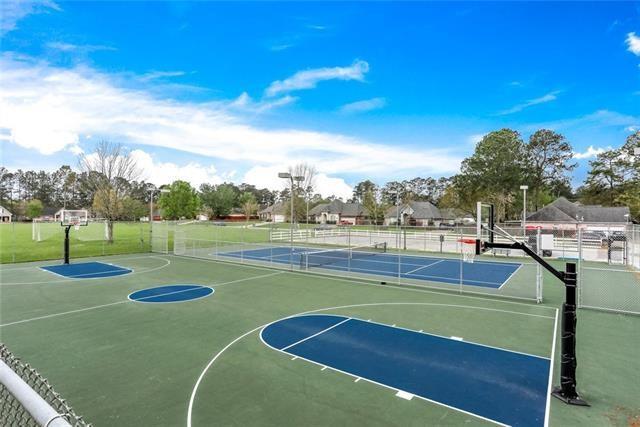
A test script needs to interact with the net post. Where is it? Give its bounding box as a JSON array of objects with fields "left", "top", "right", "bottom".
[{"left": 552, "top": 262, "right": 589, "bottom": 406}]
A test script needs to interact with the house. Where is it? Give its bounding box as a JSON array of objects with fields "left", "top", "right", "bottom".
[
  {"left": 384, "top": 201, "right": 442, "bottom": 226},
  {"left": 0, "top": 205, "right": 12, "bottom": 223},
  {"left": 526, "top": 197, "right": 631, "bottom": 231},
  {"left": 440, "top": 208, "right": 475, "bottom": 225},
  {"left": 309, "top": 200, "right": 368, "bottom": 225},
  {"left": 258, "top": 202, "right": 287, "bottom": 223}
]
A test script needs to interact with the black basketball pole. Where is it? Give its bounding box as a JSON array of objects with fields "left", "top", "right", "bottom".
[
  {"left": 64, "top": 225, "right": 71, "bottom": 265},
  {"left": 480, "top": 240, "right": 589, "bottom": 406}
]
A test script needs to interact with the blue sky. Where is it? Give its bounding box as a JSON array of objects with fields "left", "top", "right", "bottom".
[{"left": 1, "top": 1, "right": 639, "bottom": 199}]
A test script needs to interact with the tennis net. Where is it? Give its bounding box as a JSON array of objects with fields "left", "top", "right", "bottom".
[{"left": 300, "top": 242, "right": 387, "bottom": 269}]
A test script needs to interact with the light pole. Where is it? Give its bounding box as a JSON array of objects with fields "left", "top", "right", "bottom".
[
  {"left": 306, "top": 186, "right": 312, "bottom": 226},
  {"left": 278, "top": 172, "right": 304, "bottom": 244},
  {"left": 520, "top": 185, "right": 529, "bottom": 229}
]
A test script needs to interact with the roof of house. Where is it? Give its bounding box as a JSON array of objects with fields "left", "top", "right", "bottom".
[
  {"left": 527, "top": 197, "right": 630, "bottom": 223},
  {"left": 0, "top": 205, "right": 12, "bottom": 216},
  {"left": 259, "top": 201, "right": 287, "bottom": 215},
  {"left": 385, "top": 201, "right": 441, "bottom": 219},
  {"left": 309, "top": 200, "right": 367, "bottom": 217}
]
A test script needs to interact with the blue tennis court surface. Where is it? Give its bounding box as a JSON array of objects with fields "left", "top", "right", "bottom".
[
  {"left": 219, "top": 246, "right": 521, "bottom": 288},
  {"left": 41, "top": 261, "right": 132, "bottom": 279},
  {"left": 262, "top": 314, "right": 550, "bottom": 427}
]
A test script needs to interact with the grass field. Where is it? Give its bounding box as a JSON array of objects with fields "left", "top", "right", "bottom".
[
  {"left": 1, "top": 250, "right": 639, "bottom": 426},
  {"left": 0, "top": 222, "right": 151, "bottom": 263}
]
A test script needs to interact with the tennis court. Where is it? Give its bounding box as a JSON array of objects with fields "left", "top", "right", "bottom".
[
  {"left": 218, "top": 245, "right": 522, "bottom": 289},
  {"left": 1, "top": 251, "right": 640, "bottom": 426}
]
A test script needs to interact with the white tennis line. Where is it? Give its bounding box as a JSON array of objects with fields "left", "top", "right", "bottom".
[
  {"left": 0, "top": 271, "right": 282, "bottom": 328},
  {"left": 405, "top": 259, "right": 445, "bottom": 275},
  {"left": 170, "top": 253, "right": 555, "bottom": 309},
  {"left": 544, "top": 308, "right": 559, "bottom": 427},
  {"left": 497, "top": 263, "right": 523, "bottom": 291},
  {"left": 0, "top": 256, "right": 171, "bottom": 286},
  {"left": 281, "top": 318, "right": 351, "bottom": 351},
  {"left": 187, "top": 301, "right": 554, "bottom": 427}
]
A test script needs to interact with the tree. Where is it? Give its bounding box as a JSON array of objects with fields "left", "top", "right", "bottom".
[
  {"left": 238, "top": 192, "right": 258, "bottom": 222},
  {"left": 525, "top": 130, "right": 576, "bottom": 210},
  {"left": 286, "top": 163, "right": 317, "bottom": 222},
  {"left": 457, "top": 129, "right": 527, "bottom": 221},
  {"left": 158, "top": 180, "right": 200, "bottom": 220},
  {"left": 200, "top": 183, "right": 237, "bottom": 218},
  {"left": 120, "top": 197, "right": 148, "bottom": 221},
  {"left": 352, "top": 180, "right": 378, "bottom": 203},
  {"left": 362, "top": 189, "right": 386, "bottom": 225},
  {"left": 25, "top": 199, "right": 43, "bottom": 219},
  {"left": 79, "top": 141, "right": 140, "bottom": 242}
]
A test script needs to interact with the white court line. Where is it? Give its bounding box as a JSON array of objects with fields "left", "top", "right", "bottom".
[
  {"left": 405, "top": 259, "right": 445, "bottom": 275},
  {"left": 544, "top": 308, "right": 559, "bottom": 427},
  {"left": 497, "top": 263, "right": 523, "bottom": 290},
  {"left": 1, "top": 256, "right": 171, "bottom": 286},
  {"left": 258, "top": 314, "right": 513, "bottom": 427},
  {"left": 281, "top": 318, "right": 351, "bottom": 351},
  {"left": 188, "top": 301, "right": 555, "bottom": 427},
  {"left": 171, "top": 253, "right": 555, "bottom": 308},
  {"left": 39, "top": 265, "right": 132, "bottom": 279},
  {"left": 0, "top": 271, "right": 283, "bottom": 328}
]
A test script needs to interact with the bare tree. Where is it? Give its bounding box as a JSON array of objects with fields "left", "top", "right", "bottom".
[
  {"left": 79, "top": 141, "right": 140, "bottom": 242},
  {"left": 287, "top": 163, "right": 316, "bottom": 222}
]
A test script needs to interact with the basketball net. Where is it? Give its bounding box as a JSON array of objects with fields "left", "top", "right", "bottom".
[{"left": 459, "top": 239, "right": 476, "bottom": 263}]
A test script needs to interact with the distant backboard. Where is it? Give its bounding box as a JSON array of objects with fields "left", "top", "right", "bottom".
[
  {"left": 476, "top": 202, "right": 495, "bottom": 253},
  {"left": 60, "top": 209, "right": 89, "bottom": 227}
]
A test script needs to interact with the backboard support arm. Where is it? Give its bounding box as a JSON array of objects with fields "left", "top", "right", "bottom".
[{"left": 479, "top": 239, "right": 589, "bottom": 406}]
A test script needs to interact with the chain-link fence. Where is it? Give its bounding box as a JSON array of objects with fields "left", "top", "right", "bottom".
[
  {"left": 0, "top": 343, "right": 90, "bottom": 426},
  {"left": 577, "top": 225, "right": 640, "bottom": 315},
  {"left": 0, "top": 221, "right": 151, "bottom": 263},
  {"left": 155, "top": 221, "right": 542, "bottom": 302}
]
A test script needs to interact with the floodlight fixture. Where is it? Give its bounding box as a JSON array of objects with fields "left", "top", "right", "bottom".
[{"left": 278, "top": 172, "right": 291, "bottom": 179}]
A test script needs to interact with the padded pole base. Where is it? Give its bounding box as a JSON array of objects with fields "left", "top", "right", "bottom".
[{"left": 551, "top": 386, "right": 590, "bottom": 406}]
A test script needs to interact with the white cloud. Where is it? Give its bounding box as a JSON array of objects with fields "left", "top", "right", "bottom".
[
  {"left": 265, "top": 60, "right": 369, "bottom": 97},
  {"left": 340, "top": 97, "right": 386, "bottom": 114},
  {"left": 527, "top": 109, "right": 640, "bottom": 132},
  {"left": 626, "top": 126, "right": 639, "bottom": 132},
  {"left": 497, "top": 90, "right": 561, "bottom": 115},
  {"left": 130, "top": 149, "right": 222, "bottom": 188},
  {"left": 573, "top": 146, "right": 610, "bottom": 160},
  {"left": 230, "top": 92, "right": 297, "bottom": 112},
  {"left": 0, "top": 0, "right": 60, "bottom": 35},
  {"left": 626, "top": 32, "right": 640, "bottom": 56},
  {"left": 139, "top": 70, "right": 187, "bottom": 82},
  {"left": 0, "top": 55, "right": 462, "bottom": 179},
  {"left": 466, "top": 133, "right": 485, "bottom": 145},
  {"left": 243, "top": 165, "right": 353, "bottom": 200},
  {"left": 46, "top": 42, "right": 116, "bottom": 53}
]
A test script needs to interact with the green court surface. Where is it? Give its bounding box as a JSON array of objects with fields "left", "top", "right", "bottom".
[{"left": 1, "top": 253, "right": 639, "bottom": 426}]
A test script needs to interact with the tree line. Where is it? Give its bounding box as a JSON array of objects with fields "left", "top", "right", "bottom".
[{"left": 1, "top": 129, "right": 638, "bottom": 228}]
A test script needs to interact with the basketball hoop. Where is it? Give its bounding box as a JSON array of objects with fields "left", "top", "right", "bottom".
[{"left": 458, "top": 238, "right": 477, "bottom": 263}]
